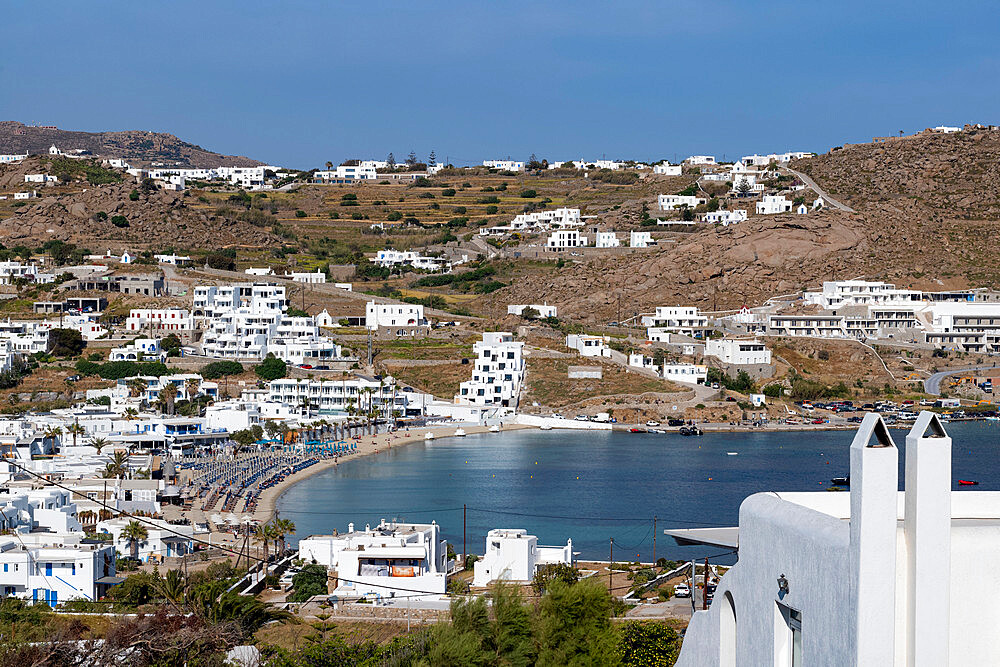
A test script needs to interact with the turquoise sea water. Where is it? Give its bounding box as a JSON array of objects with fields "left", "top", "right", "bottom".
[{"left": 276, "top": 422, "right": 1000, "bottom": 561}]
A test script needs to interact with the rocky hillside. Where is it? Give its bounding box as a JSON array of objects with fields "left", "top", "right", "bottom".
[
  {"left": 793, "top": 126, "right": 1000, "bottom": 217},
  {"left": 484, "top": 128, "right": 1000, "bottom": 321},
  {"left": 0, "top": 121, "right": 263, "bottom": 168},
  {"left": 0, "top": 158, "right": 276, "bottom": 250}
]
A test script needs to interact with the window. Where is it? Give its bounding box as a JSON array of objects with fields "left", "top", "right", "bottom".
[{"left": 775, "top": 603, "right": 802, "bottom": 667}]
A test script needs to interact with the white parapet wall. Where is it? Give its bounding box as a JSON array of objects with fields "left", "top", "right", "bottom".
[{"left": 514, "top": 414, "right": 612, "bottom": 430}]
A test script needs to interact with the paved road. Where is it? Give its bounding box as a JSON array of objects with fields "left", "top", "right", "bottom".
[
  {"left": 782, "top": 166, "right": 855, "bottom": 212},
  {"left": 924, "top": 365, "right": 999, "bottom": 395}
]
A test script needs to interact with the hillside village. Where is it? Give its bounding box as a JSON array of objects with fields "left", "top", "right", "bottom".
[{"left": 1, "top": 121, "right": 1000, "bottom": 662}]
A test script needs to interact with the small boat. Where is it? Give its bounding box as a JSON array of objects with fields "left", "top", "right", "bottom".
[
  {"left": 727, "top": 452, "right": 738, "bottom": 456},
  {"left": 959, "top": 480, "right": 979, "bottom": 486},
  {"left": 424, "top": 432, "right": 435, "bottom": 440},
  {"left": 831, "top": 476, "right": 850, "bottom": 486},
  {"left": 649, "top": 428, "right": 666, "bottom": 434},
  {"left": 454, "top": 428, "right": 467, "bottom": 437},
  {"left": 489, "top": 424, "right": 501, "bottom": 433},
  {"left": 540, "top": 424, "right": 553, "bottom": 430},
  {"left": 629, "top": 428, "right": 645, "bottom": 433}
]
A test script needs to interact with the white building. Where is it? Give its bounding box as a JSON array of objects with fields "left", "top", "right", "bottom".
[
  {"left": 0, "top": 262, "right": 38, "bottom": 284},
  {"left": 365, "top": 302, "right": 427, "bottom": 330},
  {"left": 472, "top": 529, "right": 574, "bottom": 588},
  {"left": 658, "top": 194, "right": 707, "bottom": 211},
  {"left": 0, "top": 319, "right": 49, "bottom": 354},
  {"left": 546, "top": 229, "right": 587, "bottom": 250},
  {"left": 286, "top": 271, "right": 326, "bottom": 284},
  {"left": 13, "top": 191, "right": 38, "bottom": 200},
  {"left": 154, "top": 253, "right": 191, "bottom": 266},
  {"left": 803, "top": 280, "right": 923, "bottom": 309},
  {"left": 653, "top": 162, "right": 682, "bottom": 176},
  {"left": 507, "top": 304, "right": 557, "bottom": 319},
  {"left": 684, "top": 156, "right": 717, "bottom": 165},
  {"left": 456, "top": 332, "right": 525, "bottom": 408},
  {"left": 96, "top": 517, "right": 195, "bottom": 563},
  {"left": 630, "top": 231, "right": 653, "bottom": 248},
  {"left": 244, "top": 267, "right": 273, "bottom": 276},
  {"left": 662, "top": 362, "right": 708, "bottom": 385},
  {"left": 483, "top": 160, "right": 524, "bottom": 172},
  {"left": 705, "top": 339, "right": 772, "bottom": 366},
  {"left": 594, "top": 231, "right": 620, "bottom": 248},
  {"left": 109, "top": 338, "right": 167, "bottom": 363},
  {"left": 314, "top": 164, "right": 378, "bottom": 181},
  {"left": 298, "top": 519, "right": 448, "bottom": 600},
  {"left": 565, "top": 334, "right": 609, "bottom": 358},
  {"left": 674, "top": 413, "right": 1000, "bottom": 667},
  {"left": 267, "top": 375, "right": 409, "bottom": 417},
  {"left": 701, "top": 210, "right": 747, "bottom": 226},
  {"left": 0, "top": 153, "right": 28, "bottom": 164},
  {"left": 756, "top": 195, "right": 793, "bottom": 215},
  {"left": 124, "top": 308, "right": 195, "bottom": 334},
  {"left": 643, "top": 306, "right": 710, "bottom": 336},
  {"left": 24, "top": 174, "right": 57, "bottom": 184},
  {"left": 373, "top": 249, "right": 451, "bottom": 272}
]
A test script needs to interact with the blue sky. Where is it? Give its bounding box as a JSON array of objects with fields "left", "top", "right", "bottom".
[{"left": 2, "top": 1, "right": 996, "bottom": 168}]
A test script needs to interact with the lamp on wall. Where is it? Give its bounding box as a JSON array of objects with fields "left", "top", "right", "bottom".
[{"left": 777, "top": 573, "right": 789, "bottom": 596}]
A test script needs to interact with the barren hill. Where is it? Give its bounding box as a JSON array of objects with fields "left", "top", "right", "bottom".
[
  {"left": 0, "top": 157, "right": 276, "bottom": 250},
  {"left": 484, "top": 128, "right": 1000, "bottom": 321},
  {"left": 0, "top": 121, "right": 264, "bottom": 168}
]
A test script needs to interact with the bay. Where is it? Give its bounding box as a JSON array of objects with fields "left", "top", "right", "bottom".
[{"left": 276, "top": 421, "right": 1000, "bottom": 561}]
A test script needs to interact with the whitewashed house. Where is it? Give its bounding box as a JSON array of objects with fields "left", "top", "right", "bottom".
[
  {"left": 472, "top": 529, "right": 574, "bottom": 588},
  {"left": 630, "top": 231, "right": 654, "bottom": 248},
  {"left": 705, "top": 339, "right": 771, "bottom": 365},
  {"left": 684, "top": 156, "right": 716, "bottom": 165},
  {"left": 594, "top": 231, "right": 620, "bottom": 248},
  {"left": 565, "top": 334, "right": 610, "bottom": 358},
  {"left": 653, "top": 162, "right": 682, "bottom": 176},
  {"left": 643, "top": 306, "right": 709, "bottom": 336},
  {"left": 756, "top": 195, "right": 793, "bottom": 215},
  {"left": 109, "top": 338, "right": 167, "bottom": 363},
  {"left": 658, "top": 194, "right": 707, "bottom": 211},
  {"left": 662, "top": 362, "right": 708, "bottom": 385},
  {"left": 456, "top": 333, "right": 525, "bottom": 408},
  {"left": 701, "top": 210, "right": 747, "bottom": 226},
  {"left": 299, "top": 520, "right": 448, "bottom": 600},
  {"left": 507, "top": 304, "right": 557, "bottom": 318},
  {"left": 286, "top": 271, "right": 326, "bottom": 284},
  {"left": 96, "top": 517, "right": 195, "bottom": 563},
  {"left": 483, "top": 160, "right": 525, "bottom": 172},
  {"left": 365, "top": 302, "right": 427, "bottom": 330}
]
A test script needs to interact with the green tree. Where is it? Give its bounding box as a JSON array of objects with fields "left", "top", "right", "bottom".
[
  {"left": 288, "top": 563, "right": 328, "bottom": 603},
  {"left": 535, "top": 578, "right": 618, "bottom": 666},
  {"left": 617, "top": 621, "right": 682, "bottom": 666},
  {"left": 121, "top": 520, "right": 149, "bottom": 560},
  {"left": 48, "top": 328, "right": 86, "bottom": 357},
  {"left": 255, "top": 354, "right": 287, "bottom": 381}
]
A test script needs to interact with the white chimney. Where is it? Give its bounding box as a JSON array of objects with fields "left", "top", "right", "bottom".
[
  {"left": 849, "top": 413, "right": 898, "bottom": 666},
  {"left": 904, "top": 411, "right": 951, "bottom": 666}
]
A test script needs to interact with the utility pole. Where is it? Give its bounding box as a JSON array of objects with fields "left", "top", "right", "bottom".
[
  {"left": 609, "top": 538, "right": 614, "bottom": 590},
  {"left": 463, "top": 504, "right": 467, "bottom": 566},
  {"left": 690, "top": 560, "right": 696, "bottom": 614},
  {"left": 652, "top": 516, "right": 657, "bottom": 565}
]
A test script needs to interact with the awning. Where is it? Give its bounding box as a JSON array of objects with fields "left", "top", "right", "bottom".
[
  {"left": 664, "top": 527, "right": 739, "bottom": 549},
  {"left": 95, "top": 576, "right": 127, "bottom": 585}
]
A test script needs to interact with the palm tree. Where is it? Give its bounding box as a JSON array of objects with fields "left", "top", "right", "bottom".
[
  {"left": 123, "top": 408, "right": 139, "bottom": 421},
  {"left": 121, "top": 520, "right": 148, "bottom": 560},
  {"left": 104, "top": 451, "right": 129, "bottom": 479},
  {"left": 126, "top": 378, "right": 148, "bottom": 399},
  {"left": 89, "top": 436, "right": 109, "bottom": 455},
  {"left": 66, "top": 422, "right": 85, "bottom": 447},
  {"left": 44, "top": 426, "right": 62, "bottom": 444},
  {"left": 159, "top": 568, "right": 186, "bottom": 606},
  {"left": 160, "top": 382, "right": 179, "bottom": 415},
  {"left": 274, "top": 519, "right": 295, "bottom": 555},
  {"left": 253, "top": 523, "right": 276, "bottom": 562},
  {"left": 184, "top": 377, "right": 200, "bottom": 401}
]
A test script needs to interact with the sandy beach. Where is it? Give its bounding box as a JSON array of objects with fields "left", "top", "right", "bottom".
[{"left": 250, "top": 423, "right": 533, "bottom": 523}]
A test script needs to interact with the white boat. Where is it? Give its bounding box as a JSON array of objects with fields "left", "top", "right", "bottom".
[
  {"left": 424, "top": 432, "right": 435, "bottom": 440},
  {"left": 454, "top": 428, "right": 467, "bottom": 437},
  {"left": 540, "top": 424, "right": 553, "bottom": 431},
  {"left": 489, "top": 424, "right": 501, "bottom": 432},
  {"left": 727, "top": 452, "right": 738, "bottom": 456}
]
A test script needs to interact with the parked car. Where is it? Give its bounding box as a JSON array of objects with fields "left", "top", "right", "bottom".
[
  {"left": 673, "top": 583, "right": 691, "bottom": 598},
  {"left": 646, "top": 420, "right": 660, "bottom": 427},
  {"left": 575, "top": 415, "right": 589, "bottom": 421},
  {"left": 668, "top": 419, "right": 685, "bottom": 427}
]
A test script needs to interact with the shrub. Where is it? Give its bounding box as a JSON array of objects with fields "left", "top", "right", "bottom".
[
  {"left": 386, "top": 211, "right": 403, "bottom": 221},
  {"left": 255, "top": 354, "right": 287, "bottom": 381},
  {"left": 48, "top": 329, "right": 86, "bottom": 357},
  {"left": 205, "top": 252, "right": 235, "bottom": 271},
  {"left": 200, "top": 361, "right": 244, "bottom": 380},
  {"left": 519, "top": 189, "right": 537, "bottom": 198},
  {"left": 477, "top": 196, "right": 500, "bottom": 204},
  {"left": 486, "top": 205, "right": 499, "bottom": 215},
  {"left": 341, "top": 193, "right": 357, "bottom": 201},
  {"left": 129, "top": 189, "right": 139, "bottom": 201},
  {"left": 110, "top": 215, "right": 129, "bottom": 228},
  {"left": 441, "top": 188, "right": 456, "bottom": 197},
  {"left": 295, "top": 210, "right": 307, "bottom": 218}
]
